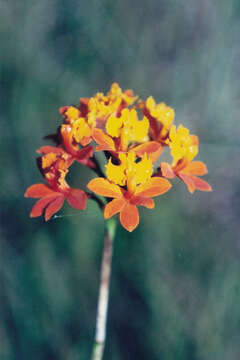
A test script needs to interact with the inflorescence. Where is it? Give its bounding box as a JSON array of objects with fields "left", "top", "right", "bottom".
[{"left": 25, "top": 83, "right": 212, "bottom": 232}]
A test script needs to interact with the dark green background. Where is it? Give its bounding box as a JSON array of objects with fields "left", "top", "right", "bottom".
[{"left": 1, "top": 1, "right": 240, "bottom": 359}]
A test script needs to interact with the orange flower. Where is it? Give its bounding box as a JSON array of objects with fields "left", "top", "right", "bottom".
[
  {"left": 25, "top": 147, "right": 87, "bottom": 220},
  {"left": 25, "top": 184, "right": 86, "bottom": 221},
  {"left": 161, "top": 161, "right": 212, "bottom": 194},
  {"left": 160, "top": 125, "right": 212, "bottom": 193},
  {"left": 60, "top": 125, "right": 95, "bottom": 167},
  {"left": 60, "top": 107, "right": 94, "bottom": 147},
  {"left": 87, "top": 153, "right": 171, "bottom": 231}
]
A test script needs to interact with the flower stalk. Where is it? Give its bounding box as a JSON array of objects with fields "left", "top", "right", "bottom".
[{"left": 91, "top": 218, "right": 117, "bottom": 360}]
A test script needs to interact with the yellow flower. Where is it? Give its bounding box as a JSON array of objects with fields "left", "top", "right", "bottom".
[
  {"left": 88, "top": 96, "right": 113, "bottom": 118},
  {"left": 106, "top": 157, "right": 126, "bottom": 186},
  {"left": 106, "top": 152, "right": 153, "bottom": 193},
  {"left": 107, "top": 83, "right": 137, "bottom": 106},
  {"left": 87, "top": 83, "right": 138, "bottom": 124},
  {"left": 146, "top": 96, "right": 175, "bottom": 138},
  {"left": 106, "top": 108, "right": 149, "bottom": 151},
  {"left": 65, "top": 106, "right": 80, "bottom": 122},
  {"left": 105, "top": 114, "right": 123, "bottom": 138},
  {"left": 87, "top": 92, "right": 121, "bottom": 126},
  {"left": 167, "top": 125, "right": 198, "bottom": 166},
  {"left": 72, "top": 118, "right": 92, "bottom": 143},
  {"left": 61, "top": 106, "right": 95, "bottom": 145},
  {"left": 133, "top": 153, "right": 153, "bottom": 185}
]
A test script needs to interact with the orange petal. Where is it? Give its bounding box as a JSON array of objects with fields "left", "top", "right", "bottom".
[
  {"left": 132, "top": 141, "right": 162, "bottom": 162},
  {"left": 61, "top": 124, "right": 79, "bottom": 156},
  {"left": 181, "top": 161, "right": 208, "bottom": 176},
  {"left": 135, "top": 177, "right": 172, "bottom": 198},
  {"left": 120, "top": 203, "right": 139, "bottom": 232},
  {"left": 191, "top": 176, "right": 212, "bottom": 192},
  {"left": 80, "top": 137, "right": 92, "bottom": 146},
  {"left": 161, "top": 162, "right": 175, "bottom": 179},
  {"left": 66, "top": 189, "right": 87, "bottom": 210},
  {"left": 104, "top": 198, "right": 126, "bottom": 219},
  {"left": 131, "top": 196, "right": 155, "bottom": 209},
  {"left": 30, "top": 194, "right": 60, "bottom": 218},
  {"left": 45, "top": 194, "right": 65, "bottom": 221},
  {"left": 191, "top": 135, "right": 199, "bottom": 146},
  {"left": 25, "top": 184, "right": 56, "bottom": 198},
  {"left": 92, "top": 129, "right": 116, "bottom": 151},
  {"left": 178, "top": 173, "right": 196, "bottom": 193},
  {"left": 87, "top": 178, "right": 122, "bottom": 198}
]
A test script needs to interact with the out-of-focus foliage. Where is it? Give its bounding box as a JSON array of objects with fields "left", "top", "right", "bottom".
[{"left": 1, "top": 0, "right": 240, "bottom": 359}]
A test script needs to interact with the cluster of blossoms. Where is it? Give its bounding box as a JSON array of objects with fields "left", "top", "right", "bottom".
[{"left": 25, "top": 83, "right": 212, "bottom": 231}]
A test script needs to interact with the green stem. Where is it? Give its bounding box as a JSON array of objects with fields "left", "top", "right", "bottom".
[{"left": 91, "top": 218, "right": 117, "bottom": 360}]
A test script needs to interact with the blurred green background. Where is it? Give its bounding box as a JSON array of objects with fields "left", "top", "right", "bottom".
[{"left": 1, "top": 0, "right": 240, "bottom": 359}]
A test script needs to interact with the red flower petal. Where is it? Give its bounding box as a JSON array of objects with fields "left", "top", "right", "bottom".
[
  {"left": 77, "top": 145, "right": 94, "bottom": 160},
  {"left": 80, "top": 98, "right": 89, "bottom": 106},
  {"left": 37, "top": 146, "right": 64, "bottom": 155},
  {"left": 66, "top": 189, "right": 87, "bottom": 210},
  {"left": 161, "top": 162, "right": 175, "bottom": 179},
  {"left": 25, "top": 184, "right": 56, "bottom": 198},
  {"left": 45, "top": 194, "right": 65, "bottom": 221},
  {"left": 131, "top": 196, "right": 155, "bottom": 209},
  {"left": 135, "top": 177, "right": 172, "bottom": 198},
  {"left": 92, "top": 129, "right": 116, "bottom": 151},
  {"left": 59, "top": 106, "right": 70, "bottom": 115},
  {"left": 104, "top": 198, "right": 126, "bottom": 219},
  {"left": 147, "top": 115, "right": 159, "bottom": 140},
  {"left": 120, "top": 203, "right": 139, "bottom": 232},
  {"left": 76, "top": 146, "right": 95, "bottom": 168},
  {"left": 133, "top": 141, "right": 162, "bottom": 162},
  {"left": 87, "top": 178, "right": 122, "bottom": 198},
  {"left": 30, "top": 194, "right": 60, "bottom": 218},
  {"left": 181, "top": 161, "right": 208, "bottom": 176}
]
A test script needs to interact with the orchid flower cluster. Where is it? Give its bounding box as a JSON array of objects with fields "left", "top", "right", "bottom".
[{"left": 25, "top": 83, "right": 212, "bottom": 232}]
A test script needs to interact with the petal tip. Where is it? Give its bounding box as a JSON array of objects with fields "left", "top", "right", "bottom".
[{"left": 120, "top": 204, "right": 139, "bottom": 232}]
